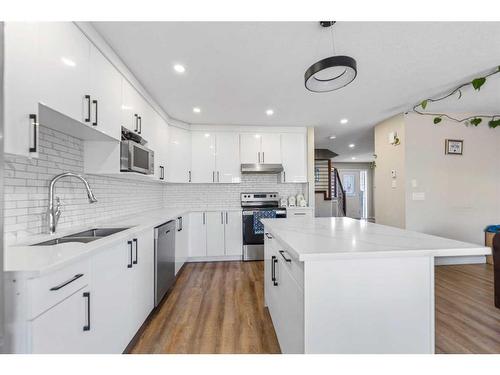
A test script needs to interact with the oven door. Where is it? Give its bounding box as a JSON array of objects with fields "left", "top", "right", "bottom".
[{"left": 242, "top": 208, "right": 286, "bottom": 260}]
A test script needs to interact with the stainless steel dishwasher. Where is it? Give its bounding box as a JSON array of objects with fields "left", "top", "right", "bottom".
[{"left": 154, "top": 220, "right": 176, "bottom": 306}]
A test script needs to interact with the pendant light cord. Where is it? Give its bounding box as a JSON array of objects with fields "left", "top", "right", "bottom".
[{"left": 329, "top": 23, "right": 336, "bottom": 55}]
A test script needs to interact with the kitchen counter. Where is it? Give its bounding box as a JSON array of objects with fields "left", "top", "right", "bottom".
[
  {"left": 4, "top": 206, "right": 242, "bottom": 276},
  {"left": 262, "top": 216, "right": 490, "bottom": 261},
  {"left": 262, "top": 217, "right": 491, "bottom": 354}
]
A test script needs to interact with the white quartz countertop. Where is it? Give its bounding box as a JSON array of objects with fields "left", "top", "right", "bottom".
[
  {"left": 5, "top": 206, "right": 242, "bottom": 276},
  {"left": 262, "top": 217, "right": 491, "bottom": 261}
]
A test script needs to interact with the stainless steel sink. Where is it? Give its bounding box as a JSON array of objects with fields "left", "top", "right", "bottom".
[
  {"left": 33, "top": 237, "right": 99, "bottom": 246},
  {"left": 31, "top": 227, "right": 131, "bottom": 246},
  {"left": 65, "top": 227, "right": 130, "bottom": 238}
]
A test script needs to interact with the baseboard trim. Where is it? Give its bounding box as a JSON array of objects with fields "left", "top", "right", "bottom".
[
  {"left": 435, "top": 255, "right": 486, "bottom": 266},
  {"left": 187, "top": 255, "right": 242, "bottom": 262}
]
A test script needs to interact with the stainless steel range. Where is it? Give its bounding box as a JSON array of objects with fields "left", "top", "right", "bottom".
[{"left": 241, "top": 192, "right": 286, "bottom": 261}]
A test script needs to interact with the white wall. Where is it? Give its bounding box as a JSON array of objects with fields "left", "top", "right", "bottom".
[
  {"left": 373, "top": 114, "right": 406, "bottom": 228},
  {"left": 404, "top": 113, "right": 500, "bottom": 245}
]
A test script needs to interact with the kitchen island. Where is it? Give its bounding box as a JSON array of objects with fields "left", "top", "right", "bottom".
[{"left": 261, "top": 217, "right": 490, "bottom": 354}]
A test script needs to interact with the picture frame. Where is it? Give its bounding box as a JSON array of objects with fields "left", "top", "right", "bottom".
[{"left": 445, "top": 139, "right": 463, "bottom": 155}]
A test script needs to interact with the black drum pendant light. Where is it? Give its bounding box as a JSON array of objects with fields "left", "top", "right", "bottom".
[{"left": 304, "top": 21, "right": 357, "bottom": 93}]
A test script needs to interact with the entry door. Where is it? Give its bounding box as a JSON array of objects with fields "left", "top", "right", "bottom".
[{"left": 339, "top": 170, "right": 361, "bottom": 219}]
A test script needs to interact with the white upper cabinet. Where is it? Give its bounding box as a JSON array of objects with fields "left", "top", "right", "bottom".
[
  {"left": 191, "top": 132, "right": 241, "bottom": 184},
  {"left": 260, "top": 133, "right": 282, "bottom": 164},
  {"left": 240, "top": 133, "right": 261, "bottom": 164},
  {"left": 281, "top": 133, "right": 307, "bottom": 183},
  {"left": 216, "top": 133, "right": 241, "bottom": 183},
  {"left": 121, "top": 78, "right": 143, "bottom": 134},
  {"left": 191, "top": 132, "right": 216, "bottom": 183},
  {"left": 3, "top": 22, "right": 40, "bottom": 158},
  {"left": 240, "top": 133, "right": 282, "bottom": 164},
  {"left": 38, "top": 22, "right": 91, "bottom": 123},
  {"left": 88, "top": 44, "right": 122, "bottom": 140},
  {"left": 166, "top": 126, "right": 192, "bottom": 183}
]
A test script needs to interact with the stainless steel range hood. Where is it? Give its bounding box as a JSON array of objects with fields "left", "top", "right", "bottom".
[{"left": 241, "top": 163, "right": 284, "bottom": 174}]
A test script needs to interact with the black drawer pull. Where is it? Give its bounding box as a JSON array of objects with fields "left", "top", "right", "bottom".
[
  {"left": 84, "top": 95, "right": 91, "bottom": 122},
  {"left": 29, "top": 114, "right": 38, "bottom": 153},
  {"left": 133, "top": 238, "right": 138, "bottom": 264},
  {"left": 279, "top": 250, "right": 292, "bottom": 263},
  {"left": 83, "top": 292, "right": 91, "bottom": 331},
  {"left": 265, "top": 233, "right": 273, "bottom": 239},
  {"left": 127, "top": 240, "right": 133, "bottom": 268},
  {"left": 271, "top": 256, "right": 278, "bottom": 286},
  {"left": 92, "top": 99, "right": 98, "bottom": 126},
  {"left": 49, "top": 273, "right": 84, "bottom": 291}
]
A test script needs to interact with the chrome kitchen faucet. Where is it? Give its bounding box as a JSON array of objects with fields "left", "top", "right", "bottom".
[{"left": 47, "top": 172, "right": 98, "bottom": 234}]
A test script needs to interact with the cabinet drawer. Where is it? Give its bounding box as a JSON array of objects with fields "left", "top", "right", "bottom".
[
  {"left": 274, "top": 245, "right": 304, "bottom": 290},
  {"left": 28, "top": 259, "right": 90, "bottom": 319},
  {"left": 287, "top": 208, "right": 313, "bottom": 218}
]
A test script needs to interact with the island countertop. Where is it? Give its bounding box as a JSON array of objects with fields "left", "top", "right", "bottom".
[{"left": 261, "top": 217, "right": 490, "bottom": 261}]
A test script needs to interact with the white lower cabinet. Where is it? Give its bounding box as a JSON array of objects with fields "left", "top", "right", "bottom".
[
  {"left": 206, "top": 211, "right": 226, "bottom": 256},
  {"left": 175, "top": 215, "right": 190, "bottom": 274},
  {"left": 264, "top": 233, "right": 304, "bottom": 354},
  {"left": 188, "top": 210, "right": 242, "bottom": 259},
  {"left": 91, "top": 228, "right": 154, "bottom": 353},
  {"left": 30, "top": 286, "right": 92, "bottom": 354}
]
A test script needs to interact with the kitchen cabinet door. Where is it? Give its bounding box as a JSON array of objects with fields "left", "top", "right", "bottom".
[
  {"left": 121, "top": 79, "right": 143, "bottom": 134},
  {"left": 88, "top": 44, "right": 122, "bottom": 140},
  {"left": 189, "top": 212, "right": 207, "bottom": 257},
  {"left": 240, "top": 133, "right": 261, "bottom": 164},
  {"left": 281, "top": 133, "right": 307, "bottom": 183},
  {"left": 90, "top": 241, "right": 135, "bottom": 353},
  {"left": 3, "top": 22, "right": 40, "bottom": 158},
  {"left": 130, "top": 229, "right": 155, "bottom": 333},
  {"left": 206, "top": 211, "right": 226, "bottom": 256},
  {"left": 38, "top": 22, "right": 91, "bottom": 123},
  {"left": 191, "top": 132, "right": 216, "bottom": 183},
  {"left": 167, "top": 126, "right": 192, "bottom": 183},
  {"left": 216, "top": 133, "right": 241, "bottom": 183},
  {"left": 175, "top": 215, "right": 190, "bottom": 274},
  {"left": 224, "top": 211, "right": 243, "bottom": 256},
  {"left": 261, "top": 133, "right": 282, "bottom": 164},
  {"left": 149, "top": 111, "right": 169, "bottom": 181},
  {"left": 30, "top": 286, "right": 93, "bottom": 354}
]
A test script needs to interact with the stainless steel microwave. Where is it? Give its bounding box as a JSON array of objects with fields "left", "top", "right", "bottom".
[{"left": 120, "top": 140, "right": 154, "bottom": 174}]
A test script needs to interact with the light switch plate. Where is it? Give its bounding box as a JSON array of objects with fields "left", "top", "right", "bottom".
[
  {"left": 412, "top": 192, "right": 426, "bottom": 201},
  {"left": 391, "top": 170, "right": 397, "bottom": 178}
]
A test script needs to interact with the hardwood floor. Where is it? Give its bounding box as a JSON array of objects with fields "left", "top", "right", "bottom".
[
  {"left": 130, "top": 261, "right": 500, "bottom": 354},
  {"left": 130, "top": 261, "right": 281, "bottom": 354},
  {"left": 435, "top": 264, "right": 500, "bottom": 353}
]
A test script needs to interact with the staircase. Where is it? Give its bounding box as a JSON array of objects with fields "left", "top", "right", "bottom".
[{"left": 314, "top": 158, "right": 346, "bottom": 217}]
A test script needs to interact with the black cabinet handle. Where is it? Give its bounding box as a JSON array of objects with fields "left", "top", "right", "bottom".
[
  {"left": 83, "top": 292, "right": 91, "bottom": 331},
  {"left": 203, "top": 212, "right": 206, "bottom": 225},
  {"left": 265, "top": 233, "right": 273, "bottom": 239},
  {"left": 29, "top": 114, "right": 37, "bottom": 153},
  {"left": 134, "top": 114, "right": 138, "bottom": 132},
  {"left": 225, "top": 212, "right": 228, "bottom": 224},
  {"left": 92, "top": 100, "right": 98, "bottom": 126},
  {"left": 49, "top": 273, "right": 84, "bottom": 291},
  {"left": 177, "top": 217, "right": 183, "bottom": 232},
  {"left": 133, "top": 238, "right": 138, "bottom": 265},
  {"left": 138, "top": 116, "right": 142, "bottom": 134},
  {"left": 127, "top": 240, "right": 133, "bottom": 268},
  {"left": 271, "top": 256, "right": 278, "bottom": 286},
  {"left": 188, "top": 171, "right": 191, "bottom": 182},
  {"left": 212, "top": 171, "right": 215, "bottom": 183},
  {"left": 217, "top": 171, "right": 220, "bottom": 182},
  {"left": 279, "top": 250, "right": 292, "bottom": 263},
  {"left": 84, "top": 95, "right": 91, "bottom": 122}
]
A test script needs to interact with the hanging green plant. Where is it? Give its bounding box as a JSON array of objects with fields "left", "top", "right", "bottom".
[{"left": 413, "top": 66, "right": 500, "bottom": 127}]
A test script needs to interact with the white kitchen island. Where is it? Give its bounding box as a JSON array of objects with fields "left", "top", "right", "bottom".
[{"left": 261, "top": 217, "right": 491, "bottom": 354}]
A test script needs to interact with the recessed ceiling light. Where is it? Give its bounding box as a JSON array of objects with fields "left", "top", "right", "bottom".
[
  {"left": 349, "top": 143, "right": 355, "bottom": 148},
  {"left": 173, "top": 64, "right": 186, "bottom": 74},
  {"left": 61, "top": 57, "right": 76, "bottom": 67},
  {"left": 351, "top": 157, "right": 356, "bottom": 160},
  {"left": 329, "top": 135, "right": 337, "bottom": 139},
  {"left": 266, "top": 109, "right": 274, "bottom": 116},
  {"left": 340, "top": 118, "right": 349, "bottom": 124},
  {"left": 193, "top": 107, "right": 201, "bottom": 113}
]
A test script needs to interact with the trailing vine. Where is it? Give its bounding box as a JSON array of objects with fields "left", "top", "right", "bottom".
[{"left": 412, "top": 66, "right": 500, "bottom": 128}]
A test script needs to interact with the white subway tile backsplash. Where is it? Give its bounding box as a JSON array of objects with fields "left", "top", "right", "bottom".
[{"left": 4, "top": 125, "right": 308, "bottom": 243}]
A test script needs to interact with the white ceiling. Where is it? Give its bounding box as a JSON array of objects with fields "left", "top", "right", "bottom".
[{"left": 92, "top": 22, "right": 500, "bottom": 162}]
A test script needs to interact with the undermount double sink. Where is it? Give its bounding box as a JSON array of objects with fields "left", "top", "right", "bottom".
[{"left": 32, "top": 227, "right": 131, "bottom": 246}]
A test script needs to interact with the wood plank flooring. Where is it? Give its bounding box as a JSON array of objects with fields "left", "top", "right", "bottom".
[
  {"left": 435, "top": 264, "right": 500, "bottom": 353},
  {"left": 130, "top": 261, "right": 500, "bottom": 354},
  {"left": 130, "top": 261, "right": 281, "bottom": 354}
]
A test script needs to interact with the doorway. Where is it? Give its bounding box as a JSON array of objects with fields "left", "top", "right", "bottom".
[{"left": 338, "top": 169, "right": 369, "bottom": 219}]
